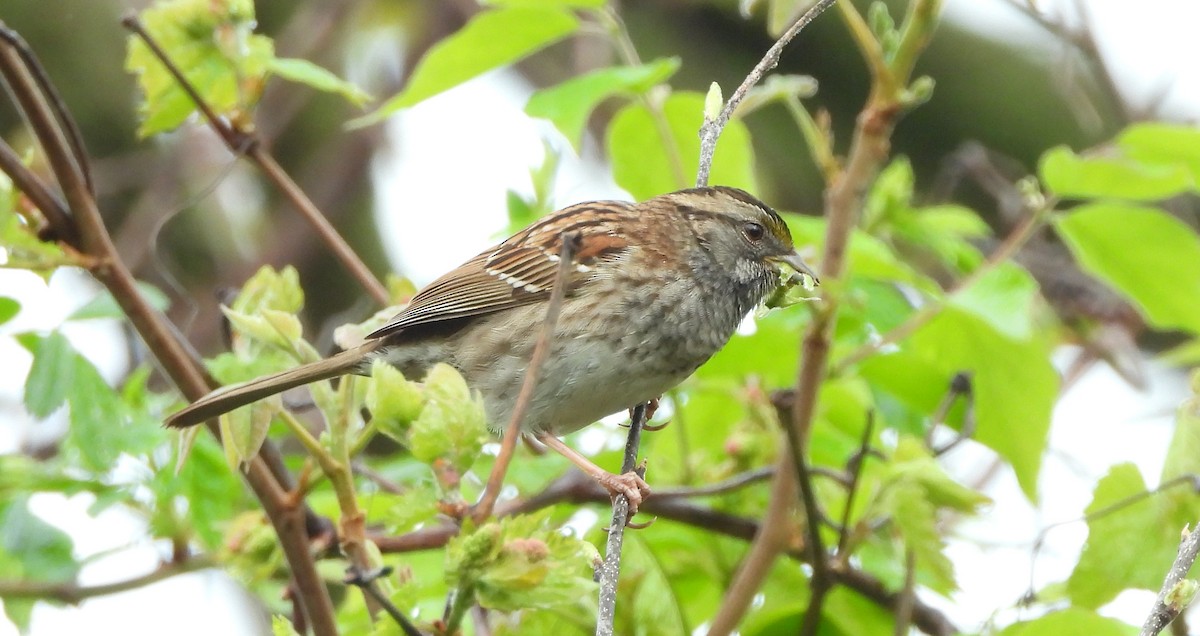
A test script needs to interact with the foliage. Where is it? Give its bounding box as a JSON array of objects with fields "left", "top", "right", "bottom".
[{"left": 2, "top": 0, "right": 1200, "bottom": 635}]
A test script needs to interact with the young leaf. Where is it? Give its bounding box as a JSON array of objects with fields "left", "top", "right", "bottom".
[
  {"left": 996, "top": 608, "right": 1135, "bottom": 636},
  {"left": 408, "top": 364, "right": 488, "bottom": 474},
  {"left": 266, "top": 57, "right": 371, "bottom": 105},
  {"left": 1055, "top": 202, "right": 1200, "bottom": 334},
  {"left": 1118, "top": 123, "right": 1200, "bottom": 185},
  {"left": 359, "top": 7, "right": 579, "bottom": 125},
  {"left": 526, "top": 58, "right": 681, "bottom": 150},
  {"left": 1066, "top": 463, "right": 1171, "bottom": 608},
  {"left": 948, "top": 262, "right": 1039, "bottom": 340},
  {"left": 23, "top": 331, "right": 74, "bottom": 418},
  {"left": 1040, "top": 145, "right": 1192, "bottom": 200}
]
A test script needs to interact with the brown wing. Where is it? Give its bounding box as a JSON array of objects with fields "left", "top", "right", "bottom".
[{"left": 367, "top": 200, "right": 634, "bottom": 339}]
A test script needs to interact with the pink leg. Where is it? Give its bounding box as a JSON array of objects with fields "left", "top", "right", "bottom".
[{"left": 537, "top": 434, "right": 651, "bottom": 514}]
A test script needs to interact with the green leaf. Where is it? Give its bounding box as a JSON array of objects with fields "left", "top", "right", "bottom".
[
  {"left": 1118, "top": 123, "right": 1200, "bottom": 185},
  {"left": 607, "top": 91, "right": 757, "bottom": 200},
  {"left": 219, "top": 399, "right": 277, "bottom": 470},
  {"left": 267, "top": 57, "right": 371, "bottom": 105},
  {"left": 368, "top": 361, "right": 426, "bottom": 442},
  {"left": 881, "top": 480, "right": 957, "bottom": 593},
  {"left": 0, "top": 297, "right": 19, "bottom": 325},
  {"left": 125, "top": 0, "right": 273, "bottom": 136},
  {"left": 876, "top": 308, "right": 1057, "bottom": 499},
  {"left": 526, "top": 58, "right": 680, "bottom": 150},
  {"left": 1066, "top": 463, "right": 1169, "bottom": 608},
  {"left": 1055, "top": 202, "right": 1200, "bottom": 334},
  {"left": 231, "top": 266, "right": 304, "bottom": 314},
  {"left": 271, "top": 615, "right": 302, "bottom": 636},
  {"left": 408, "top": 364, "right": 488, "bottom": 473},
  {"left": 65, "top": 356, "right": 132, "bottom": 471},
  {"left": 948, "top": 262, "right": 1039, "bottom": 340},
  {"left": 24, "top": 331, "right": 75, "bottom": 418},
  {"left": 996, "top": 608, "right": 1135, "bottom": 636},
  {"left": 1039, "top": 145, "right": 1192, "bottom": 200},
  {"left": 358, "top": 7, "right": 579, "bottom": 125},
  {"left": 68, "top": 282, "right": 170, "bottom": 320},
  {"left": 0, "top": 496, "right": 79, "bottom": 584}
]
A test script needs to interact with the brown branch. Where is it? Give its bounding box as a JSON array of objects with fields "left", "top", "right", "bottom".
[
  {"left": 121, "top": 13, "right": 390, "bottom": 307},
  {"left": 472, "top": 231, "right": 581, "bottom": 522},
  {"left": 373, "top": 468, "right": 957, "bottom": 636},
  {"left": 836, "top": 411, "right": 876, "bottom": 560},
  {"left": 1141, "top": 523, "right": 1200, "bottom": 636},
  {"left": 0, "top": 138, "right": 74, "bottom": 246},
  {"left": 595, "top": 402, "right": 648, "bottom": 636},
  {"left": 695, "top": 0, "right": 837, "bottom": 187},
  {"left": 0, "top": 27, "right": 337, "bottom": 636},
  {"left": 0, "top": 558, "right": 213, "bottom": 604}
]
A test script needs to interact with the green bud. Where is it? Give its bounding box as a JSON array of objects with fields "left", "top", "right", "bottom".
[{"left": 704, "top": 82, "right": 723, "bottom": 123}]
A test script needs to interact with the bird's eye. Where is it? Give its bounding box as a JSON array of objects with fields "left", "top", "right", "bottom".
[{"left": 743, "top": 222, "right": 766, "bottom": 242}]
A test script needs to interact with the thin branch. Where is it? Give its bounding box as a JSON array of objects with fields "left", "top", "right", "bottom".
[
  {"left": 0, "top": 137, "right": 74, "bottom": 246},
  {"left": 836, "top": 411, "right": 876, "bottom": 559},
  {"left": 0, "top": 558, "right": 212, "bottom": 604},
  {"left": 345, "top": 566, "right": 424, "bottom": 636},
  {"left": 651, "top": 466, "right": 774, "bottom": 498},
  {"left": 121, "top": 13, "right": 390, "bottom": 306},
  {"left": 595, "top": 402, "right": 648, "bottom": 636},
  {"left": 473, "top": 231, "right": 581, "bottom": 522},
  {"left": 1141, "top": 523, "right": 1200, "bottom": 636},
  {"left": 894, "top": 549, "right": 916, "bottom": 636},
  {"left": 695, "top": 0, "right": 837, "bottom": 187}
]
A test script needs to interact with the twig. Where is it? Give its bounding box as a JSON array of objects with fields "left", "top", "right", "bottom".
[
  {"left": 651, "top": 466, "right": 774, "bottom": 497},
  {"left": 372, "top": 468, "right": 958, "bottom": 636},
  {"left": 695, "top": 0, "right": 837, "bottom": 187},
  {"left": 345, "top": 566, "right": 424, "bottom": 636},
  {"left": 894, "top": 549, "right": 916, "bottom": 636},
  {"left": 928, "top": 373, "right": 975, "bottom": 457},
  {"left": 0, "top": 27, "right": 337, "bottom": 635},
  {"left": 472, "top": 231, "right": 581, "bottom": 522},
  {"left": 595, "top": 402, "right": 648, "bottom": 636},
  {"left": 1141, "top": 523, "right": 1200, "bottom": 636},
  {"left": 836, "top": 411, "right": 876, "bottom": 559},
  {"left": 0, "top": 558, "right": 212, "bottom": 604},
  {"left": 121, "top": 13, "right": 390, "bottom": 306},
  {"left": 0, "top": 138, "right": 74, "bottom": 245}
]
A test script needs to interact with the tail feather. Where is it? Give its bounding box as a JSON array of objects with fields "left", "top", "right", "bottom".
[{"left": 167, "top": 341, "right": 382, "bottom": 429}]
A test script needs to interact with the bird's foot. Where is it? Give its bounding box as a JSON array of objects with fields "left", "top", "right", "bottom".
[{"left": 595, "top": 470, "right": 651, "bottom": 515}]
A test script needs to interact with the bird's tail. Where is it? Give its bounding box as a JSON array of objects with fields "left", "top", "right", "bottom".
[{"left": 166, "top": 340, "right": 383, "bottom": 429}]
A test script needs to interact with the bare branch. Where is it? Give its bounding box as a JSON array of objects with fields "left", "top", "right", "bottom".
[
  {"left": 595, "top": 403, "right": 649, "bottom": 636},
  {"left": 1141, "top": 523, "right": 1200, "bottom": 636},
  {"left": 695, "top": 0, "right": 837, "bottom": 187},
  {"left": 0, "top": 558, "right": 212, "bottom": 604}
]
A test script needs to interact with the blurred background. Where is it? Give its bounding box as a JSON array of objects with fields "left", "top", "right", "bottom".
[{"left": 1, "top": 0, "right": 1197, "bottom": 633}]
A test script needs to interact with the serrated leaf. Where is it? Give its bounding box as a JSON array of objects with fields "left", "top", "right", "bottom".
[
  {"left": 23, "top": 331, "right": 74, "bottom": 418},
  {"left": 1055, "top": 202, "right": 1200, "bottom": 334},
  {"left": 368, "top": 360, "right": 426, "bottom": 442},
  {"left": 882, "top": 480, "right": 956, "bottom": 593},
  {"left": 232, "top": 266, "right": 304, "bottom": 314},
  {"left": 949, "top": 262, "right": 1039, "bottom": 340},
  {"left": 266, "top": 57, "right": 370, "bottom": 105},
  {"left": 65, "top": 355, "right": 157, "bottom": 472},
  {"left": 526, "top": 58, "right": 680, "bottom": 150},
  {"left": 358, "top": 7, "right": 579, "bottom": 126},
  {"left": 608, "top": 91, "right": 757, "bottom": 200},
  {"left": 125, "top": 0, "right": 273, "bottom": 136},
  {"left": 1040, "top": 145, "right": 1192, "bottom": 200},
  {"left": 408, "top": 364, "right": 488, "bottom": 473}
]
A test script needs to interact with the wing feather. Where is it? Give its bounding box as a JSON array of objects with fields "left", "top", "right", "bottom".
[{"left": 367, "top": 200, "right": 633, "bottom": 340}]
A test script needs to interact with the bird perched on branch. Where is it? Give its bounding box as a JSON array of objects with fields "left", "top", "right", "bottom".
[{"left": 168, "top": 186, "right": 817, "bottom": 512}]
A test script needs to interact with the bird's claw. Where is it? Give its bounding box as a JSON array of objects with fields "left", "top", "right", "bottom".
[{"left": 597, "top": 470, "right": 651, "bottom": 516}]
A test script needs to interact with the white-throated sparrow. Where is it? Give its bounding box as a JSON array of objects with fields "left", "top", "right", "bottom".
[{"left": 168, "top": 186, "right": 816, "bottom": 510}]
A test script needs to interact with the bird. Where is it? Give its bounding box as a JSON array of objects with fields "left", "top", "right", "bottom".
[{"left": 167, "top": 186, "right": 817, "bottom": 512}]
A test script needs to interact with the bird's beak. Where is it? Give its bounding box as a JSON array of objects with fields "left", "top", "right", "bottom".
[{"left": 771, "top": 250, "right": 820, "bottom": 286}]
